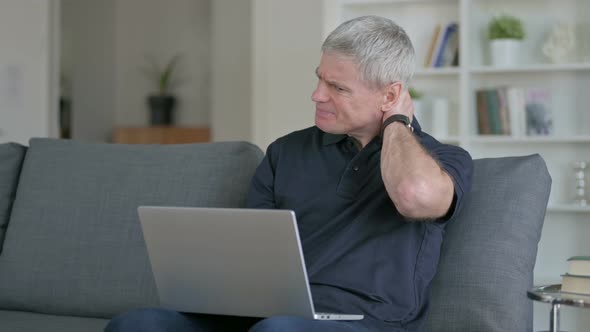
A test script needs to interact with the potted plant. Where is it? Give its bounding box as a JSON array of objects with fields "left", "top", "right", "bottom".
[
  {"left": 143, "top": 54, "right": 181, "bottom": 125},
  {"left": 488, "top": 15, "right": 525, "bottom": 67}
]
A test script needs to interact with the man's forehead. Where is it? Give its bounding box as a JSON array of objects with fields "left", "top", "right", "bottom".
[{"left": 316, "top": 56, "right": 360, "bottom": 80}]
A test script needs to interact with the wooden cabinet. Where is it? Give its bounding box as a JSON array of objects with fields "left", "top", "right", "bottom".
[{"left": 112, "top": 126, "right": 210, "bottom": 144}]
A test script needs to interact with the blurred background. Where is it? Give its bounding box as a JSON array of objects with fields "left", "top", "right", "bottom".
[{"left": 1, "top": 0, "right": 590, "bottom": 330}]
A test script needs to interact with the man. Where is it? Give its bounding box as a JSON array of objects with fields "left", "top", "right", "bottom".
[{"left": 106, "top": 15, "right": 472, "bottom": 332}]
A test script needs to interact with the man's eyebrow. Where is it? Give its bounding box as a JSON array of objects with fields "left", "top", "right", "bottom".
[
  {"left": 315, "top": 67, "right": 350, "bottom": 91},
  {"left": 315, "top": 68, "right": 336, "bottom": 84}
]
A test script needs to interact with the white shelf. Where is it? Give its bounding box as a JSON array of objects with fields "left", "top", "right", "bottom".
[
  {"left": 470, "top": 63, "right": 590, "bottom": 74},
  {"left": 437, "top": 136, "right": 461, "bottom": 144},
  {"left": 470, "top": 136, "right": 590, "bottom": 144},
  {"left": 415, "top": 67, "right": 460, "bottom": 77},
  {"left": 547, "top": 204, "right": 590, "bottom": 213},
  {"left": 341, "top": 0, "right": 457, "bottom": 5}
]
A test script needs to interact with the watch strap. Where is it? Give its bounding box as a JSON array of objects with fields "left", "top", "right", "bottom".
[{"left": 381, "top": 114, "right": 413, "bottom": 137}]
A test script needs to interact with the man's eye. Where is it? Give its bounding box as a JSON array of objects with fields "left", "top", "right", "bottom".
[{"left": 333, "top": 85, "right": 345, "bottom": 92}]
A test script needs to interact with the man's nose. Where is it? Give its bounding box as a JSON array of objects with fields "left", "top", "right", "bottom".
[{"left": 311, "top": 82, "right": 329, "bottom": 103}]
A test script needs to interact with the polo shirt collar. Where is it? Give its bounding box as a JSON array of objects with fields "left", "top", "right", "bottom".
[
  {"left": 321, "top": 118, "right": 422, "bottom": 146},
  {"left": 322, "top": 132, "right": 348, "bottom": 145}
]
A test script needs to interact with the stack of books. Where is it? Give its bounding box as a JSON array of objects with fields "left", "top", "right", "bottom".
[
  {"left": 424, "top": 22, "right": 459, "bottom": 68},
  {"left": 561, "top": 256, "right": 590, "bottom": 295},
  {"left": 475, "top": 86, "right": 553, "bottom": 136}
]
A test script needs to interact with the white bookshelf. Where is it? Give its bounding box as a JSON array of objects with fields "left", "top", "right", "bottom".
[
  {"left": 470, "top": 63, "right": 590, "bottom": 74},
  {"left": 323, "top": 0, "right": 590, "bottom": 330},
  {"left": 548, "top": 204, "right": 590, "bottom": 213},
  {"left": 470, "top": 135, "right": 590, "bottom": 144},
  {"left": 414, "top": 67, "right": 460, "bottom": 77}
]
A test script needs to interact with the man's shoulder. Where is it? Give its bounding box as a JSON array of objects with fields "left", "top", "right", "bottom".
[
  {"left": 418, "top": 130, "right": 470, "bottom": 155},
  {"left": 272, "top": 126, "right": 322, "bottom": 147}
]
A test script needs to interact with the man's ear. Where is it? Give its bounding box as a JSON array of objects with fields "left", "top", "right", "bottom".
[{"left": 381, "top": 82, "right": 403, "bottom": 113}]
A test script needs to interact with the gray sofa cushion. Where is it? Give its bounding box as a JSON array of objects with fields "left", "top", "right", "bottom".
[
  {"left": 425, "top": 154, "right": 551, "bottom": 331},
  {"left": 0, "top": 142, "right": 27, "bottom": 251},
  {"left": 0, "top": 310, "right": 108, "bottom": 332},
  {"left": 0, "top": 138, "right": 263, "bottom": 318}
]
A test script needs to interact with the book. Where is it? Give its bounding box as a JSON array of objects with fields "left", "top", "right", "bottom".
[
  {"left": 475, "top": 90, "right": 490, "bottom": 135},
  {"left": 451, "top": 45, "right": 459, "bottom": 66},
  {"left": 424, "top": 24, "right": 442, "bottom": 67},
  {"left": 525, "top": 87, "right": 553, "bottom": 136},
  {"left": 561, "top": 273, "right": 590, "bottom": 295},
  {"left": 428, "top": 24, "right": 447, "bottom": 67},
  {"left": 496, "top": 87, "right": 511, "bottom": 135},
  {"left": 568, "top": 256, "right": 590, "bottom": 276},
  {"left": 485, "top": 89, "right": 502, "bottom": 135},
  {"left": 446, "top": 27, "right": 460, "bottom": 67},
  {"left": 475, "top": 87, "right": 517, "bottom": 136},
  {"left": 438, "top": 23, "right": 459, "bottom": 67},
  {"left": 505, "top": 87, "right": 526, "bottom": 137},
  {"left": 433, "top": 23, "right": 459, "bottom": 67}
]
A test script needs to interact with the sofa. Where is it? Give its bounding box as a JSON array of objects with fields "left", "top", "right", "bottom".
[{"left": 0, "top": 138, "right": 551, "bottom": 331}]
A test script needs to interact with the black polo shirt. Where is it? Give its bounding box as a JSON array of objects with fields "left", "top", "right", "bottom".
[{"left": 246, "top": 122, "right": 473, "bottom": 331}]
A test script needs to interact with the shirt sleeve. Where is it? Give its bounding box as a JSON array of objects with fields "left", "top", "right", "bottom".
[
  {"left": 246, "top": 142, "right": 279, "bottom": 209},
  {"left": 418, "top": 132, "right": 474, "bottom": 222}
]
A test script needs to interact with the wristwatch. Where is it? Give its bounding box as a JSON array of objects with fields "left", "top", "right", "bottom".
[{"left": 381, "top": 114, "right": 413, "bottom": 137}]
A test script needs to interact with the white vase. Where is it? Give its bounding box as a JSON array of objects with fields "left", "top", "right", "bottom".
[
  {"left": 490, "top": 39, "right": 521, "bottom": 67},
  {"left": 413, "top": 100, "right": 429, "bottom": 131},
  {"left": 431, "top": 98, "right": 450, "bottom": 138}
]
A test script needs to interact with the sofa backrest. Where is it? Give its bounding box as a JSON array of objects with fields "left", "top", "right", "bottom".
[
  {"left": 0, "top": 140, "right": 552, "bottom": 327},
  {"left": 425, "top": 154, "right": 551, "bottom": 331},
  {"left": 0, "top": 143, "right": 27, "bottom": 251},
  {"left": 0, "top": 138, "right": 263, "bottom": 318}
]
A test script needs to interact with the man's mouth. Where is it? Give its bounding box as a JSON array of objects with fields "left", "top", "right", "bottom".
[{"left": 315, "top": 108, "right": 335, "bottom": 118}]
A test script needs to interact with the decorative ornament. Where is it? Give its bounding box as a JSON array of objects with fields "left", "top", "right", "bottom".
[{"left": 542, "top": 23, "right": 576, "bottom": 63}]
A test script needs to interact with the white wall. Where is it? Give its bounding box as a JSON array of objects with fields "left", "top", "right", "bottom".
[
  {"left": 211, "top": 0, "right": 252, "bottom": 142},
  {"left": 60, "top": 0, "right": 211, "bottom": 141},
  {"left": 2, "top": 0, "right": 321, "bottom": 146},
  {"left": 0, "top": 0, "right": 58, "bottom": 145},
  {"left": 62, "top": 0, "right": 116, "bottom": 142},
  {"left": 114, "top": 0, "right": 211, "bottom": 127},
  {"left": 251, "top": 0, "right": 324, "bottom": 149}
]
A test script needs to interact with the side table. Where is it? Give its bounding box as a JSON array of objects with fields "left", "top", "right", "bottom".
[
  {"left": 527, "top": 284, "right": 590, "bottom": 332},
  {"left": 112, "top": 126, "right": 210, "bottom": 144}
]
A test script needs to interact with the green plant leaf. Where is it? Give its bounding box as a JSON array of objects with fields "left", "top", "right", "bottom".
[
  {"left": 159, "top": 54, "right": 181, "bottom": 95},
  {"left": 488, "top": 15, "right": 525, "bottom": 40},
  {"left": 409, "top": 87, "right": 423, "bottom": 99},
  {"left": 140, "top": 54, "right": 181, "bottom": 96}
]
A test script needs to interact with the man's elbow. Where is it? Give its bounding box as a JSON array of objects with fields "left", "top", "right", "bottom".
[{"left": 390, "top": 178, "right": 450, "bottom": 220}]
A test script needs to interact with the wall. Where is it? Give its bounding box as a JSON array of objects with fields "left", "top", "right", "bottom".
[
  {"left": 251, "top": 0, "right": 324, "bottom": 149},
  {"left": 2, "top": 0, "right": 320, "bottom": 146},
  {"left": 0, "top": 0, "right": 58, "bottom": 145},
  {"left": 211, "top": 0, "right": 252, "bottom": 142},
  {"left": 114, "top": 0, "right": 211, "bottom": 127},
  {"left": 61, "top": 0, "right": 116, "bottom": 142}
]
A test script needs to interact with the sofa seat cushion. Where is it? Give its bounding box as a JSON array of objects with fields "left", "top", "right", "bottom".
[
  {"left": 0, "top": 310, "right": 108, "bottom": 332},
  {"left": 0, "top": 142, "right": 26, "bottom": 250},
  {"left": 425, "top": 154, "right": 551, "bottom": 331},
  {"left": 0, "top": 138, "right": 263, "bottom": 318}
]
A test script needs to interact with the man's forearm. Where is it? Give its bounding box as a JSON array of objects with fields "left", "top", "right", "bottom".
[{"left": 380, "top": 122, "right": 454, "bottom": 220}]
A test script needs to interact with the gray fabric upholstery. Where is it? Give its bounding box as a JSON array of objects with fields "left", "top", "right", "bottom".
[
  {"left": 0, "top": 142, "right": 26, "bottom": 251},
  {"left": 0, "top": 310, "right": 108, "bottom": 332},
  {"left": 0, "top": 138, "right": 263, "bottom": 318},
  {"left": 425, "top": 154, "right": 551, "bottom": 332}
]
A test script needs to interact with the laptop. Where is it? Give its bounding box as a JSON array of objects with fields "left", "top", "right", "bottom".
[{"left": 137, "top": 206, "right": 364, "bottom": 321}]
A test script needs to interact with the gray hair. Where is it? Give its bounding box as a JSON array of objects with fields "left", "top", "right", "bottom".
[{"left": 322, "top": 15, "right": 415, "bottom": 89}]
